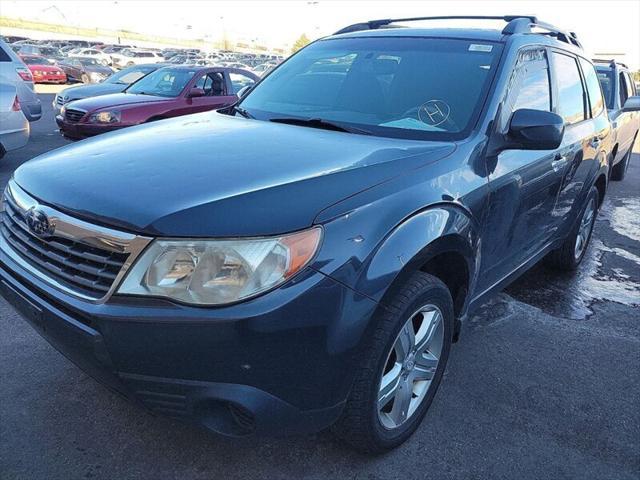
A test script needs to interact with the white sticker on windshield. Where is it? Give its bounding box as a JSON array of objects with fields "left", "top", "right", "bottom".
[{"left": 469, "top": 44, "right": 493, "bottom": 52}]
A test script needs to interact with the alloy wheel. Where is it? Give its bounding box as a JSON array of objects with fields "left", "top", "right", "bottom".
[
  {"left": 574, "top": 197, "right": 596, "bottom": 260},
  {"left": 377, "top": 304, "right": 444, "bottom": 429}
]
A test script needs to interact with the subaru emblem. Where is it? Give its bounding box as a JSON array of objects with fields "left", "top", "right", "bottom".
[{"left": 25, "top": 207, "right": 55, "bottom": 238}]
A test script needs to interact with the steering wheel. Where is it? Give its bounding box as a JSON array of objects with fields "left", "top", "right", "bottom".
[{"left": 400, "top": 104, "right": 459, "bottom": 132}]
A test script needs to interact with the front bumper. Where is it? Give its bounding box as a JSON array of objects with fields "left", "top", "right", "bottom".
[
  {"left": 0, "top": 244, "right": 378, "bottom": 436},
  {"left": 33, "top": 74, "right": 67, "bottom": 84},
  {"left": 55, "top": 115, "right": 123, "bottom": 139}
]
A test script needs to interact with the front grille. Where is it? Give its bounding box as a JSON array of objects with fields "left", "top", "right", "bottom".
[
  {"left": 64, "top": 108, "right": 85, "bottom": 123},
  {"left": 1, "top": 193, "right": 129, "bottom": 298},
  {"left": 56, "top": 95, "right": 65, "bottom": 106}
]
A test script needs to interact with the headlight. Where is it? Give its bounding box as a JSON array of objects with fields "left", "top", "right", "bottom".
[
  {"left": 118, "top": 227, "right": 322, "bottom": 305},
  {"left": 87, "top": 110, "right": 121, "bottom": 123}
]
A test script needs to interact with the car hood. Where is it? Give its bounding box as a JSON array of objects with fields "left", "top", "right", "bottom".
[
  {"left": 64, "top": 92, "right": 170, "bottom": 111},
  {"left": 60, "top": 83, "right": 126, "bottom": 101},
  {"left": 14, "top": 112, "right": 456, "bottom": 237}
]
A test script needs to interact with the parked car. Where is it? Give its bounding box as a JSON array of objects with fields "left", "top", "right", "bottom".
[
  {"left": 111, "top": 49, "right": 163, "bottom": 68},
  {"left": 58, "top": 56, "right": 114, "bottom": 84},
  {"left": 19, "top": 55, "right": 67, "bottom": 84},
  {"left": 252, "top": 62, "right": 276, "bottom": 76},
  {"left": 56, "top": 66, "right": 257, "bottom": 138},
  {"left": 2, "top": 15, "right": 637, "bottom": 453},
  {"left": 14, "top": 44, "right": 64, "bottom": 61},
  {"left": 0, "top": 38, "right": 41, "bottom": 121},
  {"left": 593, "top": 59, "right": 640, "bottom": 180},
  {"left": 0, "top": 82, "right": 29, "bottom": 158},
  {"left": 53, "top": 64, "right": 160, "bottom": 113},
  {"left": 71, "top": 48, "right": 112, "bottom": 66}
]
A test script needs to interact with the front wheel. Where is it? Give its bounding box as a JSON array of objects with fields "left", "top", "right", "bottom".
[
  {"left": 332, "top": 272, "right": 453, "bottom": 453},
  {"left": 547, "top": 186, "right": 599, "bottom": 271}
]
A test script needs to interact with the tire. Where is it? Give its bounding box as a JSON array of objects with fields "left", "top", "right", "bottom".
[
  {"left": 80, "top": 74, "right": 89, "bottom": 84},
  {"left": 610, "top": 134, "right": 636, "bottom": 181},
  {"left": 332, "top": 272, "right": 453, "bottom": 453},
  {"left": 547, "top": 186, "right": 599, "bottom": 271}
]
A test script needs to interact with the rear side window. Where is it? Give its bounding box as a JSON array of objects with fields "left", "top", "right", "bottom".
[
  {"left": 552, "top": 52, "right": 586, "bottom": 124},
  {"left": 618, "top": 72, "right": 630, "bottom": 106},
  {"left": 623, "top": 72, "right": 636, "bottom": 97},
  {"left": 0, "top": 45, "right": 11, "bottom": 62},
  {"left": 579, "top": 58, "right": 604, "bottom": 117}
]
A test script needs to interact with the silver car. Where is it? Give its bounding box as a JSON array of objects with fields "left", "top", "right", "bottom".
[
  {"left": 0, "top": 82, "right": 29, "bottom": 158},
  {"left": 0, "top": 38, "right": 41, "bottom": 122}
]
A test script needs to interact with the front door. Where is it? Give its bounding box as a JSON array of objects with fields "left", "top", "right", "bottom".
[{"left": 479, "top": 48, "right": 564, "bottom": 292}]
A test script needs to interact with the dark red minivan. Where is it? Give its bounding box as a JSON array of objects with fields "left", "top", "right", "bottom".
[{"left": 56, "top": 65, "right": 258, "bottom": 139}]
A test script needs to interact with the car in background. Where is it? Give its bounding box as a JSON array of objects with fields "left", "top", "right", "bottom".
[
  {"left": 56, "top": 65, "right": 258, "bottom": 139},
  {"left": 0, "top": 38, "right": 41, "bottom": 122},
  {"left": 594, "top": 59, "right": 640, "bottom": 180},
  {"left": 164, "top": 54, "right": 204, "bottom": 65},
  {"left": 14, "top": 44, "right": 64, "bottom": 61},
  {"left": 0, "top": 82, "right": 29, "bottom": 158},
  {"left": 58, "top": 56, "right": 114, "bottom": 84},
  {"left": 111, "top": 49, "right": 163, "bottom": 68},
  {"left": 19, "top": 55, "right": 67, "bottom": 84},
  {"left": 252, "top": 62, "right": 276, "bottom": 76},
  {"left": 71, "top": 48, "right": 112, "bottom": 66},
  {"left": 53, "top": 63, "right": 160, "bottom": 113}
]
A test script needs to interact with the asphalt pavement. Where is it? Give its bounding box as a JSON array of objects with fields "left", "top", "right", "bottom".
[{"left": 1, "top": 94, "right": 638, "bottom": 480}]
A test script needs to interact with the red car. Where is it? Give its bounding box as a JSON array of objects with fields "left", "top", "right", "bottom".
[
  {"left": 20, "top": 55, "right": 67, "bottom": 84},
  {"left": 56, "top": 65, "right": 258, "bottom": 139}
]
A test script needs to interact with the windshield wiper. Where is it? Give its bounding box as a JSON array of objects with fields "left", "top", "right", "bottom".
[
  {"left": 232, "top": 105, "right": 254, "bottom": 119},
  {"left": 269, "top": 117, "right": 372, "bottom": 135}
]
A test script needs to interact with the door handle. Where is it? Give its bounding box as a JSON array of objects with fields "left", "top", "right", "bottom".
[{"left": 552, "top": 155, "right": 568, "bottom": 172}]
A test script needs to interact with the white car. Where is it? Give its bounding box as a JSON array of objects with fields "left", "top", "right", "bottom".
[
  {"left": 111, "top": 49, "right": 163, "bottom": 68},
  {"left": 73, "top": 48, "right": 112, "bottom": 66},
  {"left": 0, "top": 82, "right": 29, "bottom": 159},
  {"left": 0, "top": 38, "right": 41, "bottom": 122}
]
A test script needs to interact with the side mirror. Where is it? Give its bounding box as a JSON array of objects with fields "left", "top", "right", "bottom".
[
  {"left": 187, "top": 87, "right": 206, "bottom": 98},
  {"left": 237, "top": 85, "right": 252, "bottom": 98},
  {"left": 622, "top": 95, "right": 640, "bottom": 112},
  {"left": 507, "top": 109, "right": 565, "bottom": 150}
]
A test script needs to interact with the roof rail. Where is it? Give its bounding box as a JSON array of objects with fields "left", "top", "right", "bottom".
[
  {"left": 334, "top": 15, "right": 582, "bottom": 49},
  {"left": 592, "top": 58, "right": 628, "bottom": 69}
]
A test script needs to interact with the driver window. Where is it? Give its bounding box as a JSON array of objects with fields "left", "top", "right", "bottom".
[
  {"left": 499, "top": 49, "right": 551, "bottom": 131},
  {"left": 194, "top": 72, "right": 225, "bottom": 96}
]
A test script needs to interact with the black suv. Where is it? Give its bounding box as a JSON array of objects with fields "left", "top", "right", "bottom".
[
  {"left": 593, "top": 59, "right": 640, "bottom": 180},
  {"left": 2, "top": 16, "right": 638, "bottom": 453}
]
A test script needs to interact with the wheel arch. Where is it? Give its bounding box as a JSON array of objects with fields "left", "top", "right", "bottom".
[{"left": 355, "top": 204, "right": 479, "bottom": 326}]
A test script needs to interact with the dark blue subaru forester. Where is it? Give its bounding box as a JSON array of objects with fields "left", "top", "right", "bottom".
[{"left": 2, "top": 16, "right": 638, "bottom": 452}]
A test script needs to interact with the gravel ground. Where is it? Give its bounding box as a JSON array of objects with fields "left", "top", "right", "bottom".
[{"left": 1, "top": 94, "right": 638, "bottom": 480}]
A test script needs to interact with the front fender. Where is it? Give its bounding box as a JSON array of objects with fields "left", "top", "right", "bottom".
[
  {"left": 311, "top": 204, "right": 480, "bottom": 310},
  {"left": 354, "top": 205, "right": 479, "bottom": 307}
]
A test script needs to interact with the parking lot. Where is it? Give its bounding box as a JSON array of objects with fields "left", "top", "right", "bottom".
[{"left": 0, "top": 93, "right": 639, "bottom": 479}]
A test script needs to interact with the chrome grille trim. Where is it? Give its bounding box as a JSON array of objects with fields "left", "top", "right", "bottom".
[
  {"left": 64, "top": 108, "right": 86, "bottom": 123},
  {"left": 0, "top": 179, "right": 152, "bottom": 303}
]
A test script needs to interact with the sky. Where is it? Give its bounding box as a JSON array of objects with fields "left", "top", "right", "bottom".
[{"left": 2, "top": 0, "right": 639, "bottom": 68}]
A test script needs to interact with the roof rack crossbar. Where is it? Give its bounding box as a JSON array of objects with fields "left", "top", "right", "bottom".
[{"left": 334, "top": 15, "right": 582, "bottom": 49}]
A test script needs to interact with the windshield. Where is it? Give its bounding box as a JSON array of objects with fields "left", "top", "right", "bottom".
[
  {"left": 77, "top": 57, "right": 99, "bottom": 66},
  {"left": 240, "top": 37, "right": 502, "bottom": 140},
  {"left": 126, "top": 67, "right": 195, "bottom": 97},
  {"left": 22, "top": 56, "right": 48, "bottom": 65},
  {"left": 107, "top": 66, "right": 155, "bottom": 84},
  {"left": 595, "top": 67, "right": 615, "bottom": 109}
]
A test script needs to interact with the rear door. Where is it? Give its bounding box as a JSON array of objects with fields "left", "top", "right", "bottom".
[
  {"left": 548, "top": 52, "right": 607, "bottom": 234},
  {"left": 481, "top": 48, "right": 565, "bottom": 291}
]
